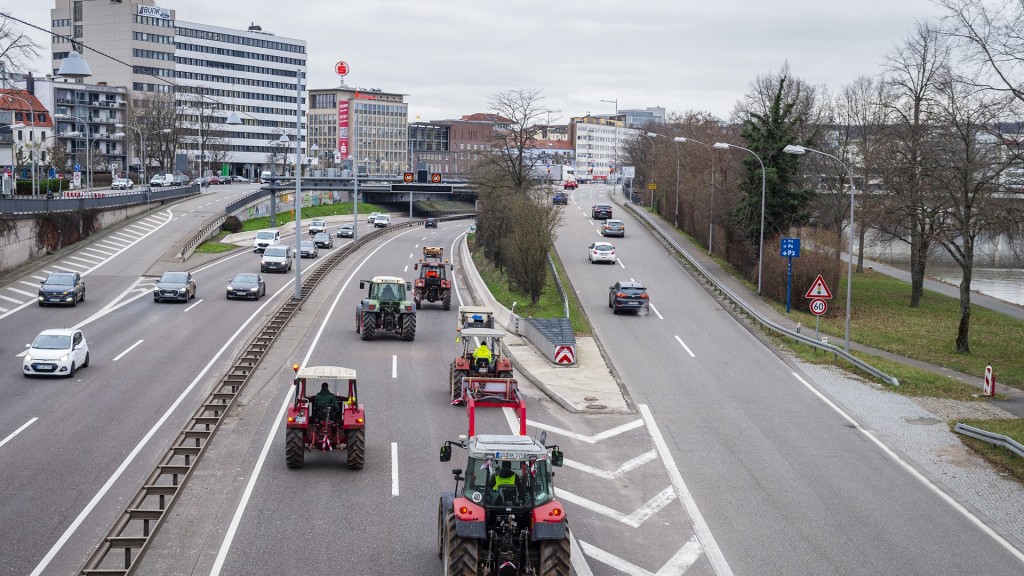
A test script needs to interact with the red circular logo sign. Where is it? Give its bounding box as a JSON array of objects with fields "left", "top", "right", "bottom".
[
  {"left": 809, "top": 298, "right": 828, "bottom": 316},
  {"left": 335, "top": 61, "right": 349, "bottom": 76}
]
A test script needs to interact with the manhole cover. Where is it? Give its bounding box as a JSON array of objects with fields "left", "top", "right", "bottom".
[
  {"left": 587, "top": 404, "right": 607, "bottom": 410},
  {"left": 905, "top": 417, "right": 941, "bottom": 425},
  {"left": 584, "top": 396, "right": 598, "bottom": 402}
]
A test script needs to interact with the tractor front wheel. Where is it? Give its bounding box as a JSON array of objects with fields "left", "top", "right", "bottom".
[
  {"left": 346, "top": 428, "right": 365, "bottom": 469},
  {"left": 361, "top": 313, "right": 376, "bottom": 341},
  {"left": 444, "top": 510, "right": 479, "bottom": 576},
  {"left": 401, "top": 313, "right": 416, "bottom": 341},
  {"left": 285, "top": 428, "right": 305, "bottom": 469},
  {"left": 538, "top": 533, "right": 572, "bottom": 576},
  {"left": 442, "top": 291, "right": 451, "bottom": 311}
]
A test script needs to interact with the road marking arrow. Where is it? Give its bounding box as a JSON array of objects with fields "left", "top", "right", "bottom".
[
  {"left": 563, "top": 450, "right": 658, "bottom": 478},
  {"left": 557, "top": 486, "right": 675, "bottom": 528},
  {"left": 579, "top": 536, "right": 702, "bottom": 576}
]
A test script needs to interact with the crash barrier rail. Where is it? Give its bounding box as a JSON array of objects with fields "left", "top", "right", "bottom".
[
  {"left": 520, "top": 317, "right": 576, "bottom": 364},
  {"left": 547, "top": 253, "right": 570, "bottom": 319},
  {"left": 80, "top": 212, "right": 475, "bottom": 575},
  {"left": 622, "top": 202, "right": 900, "bottom": 387},
  {"left": 0, "top": 185, "right": 199, "bottom": 215},
  {"left": 176, "top": 214, "right": 227, "bottom": 261},
  {"left": 954, "top": 423, "right": 1024, "bottom": 459}
]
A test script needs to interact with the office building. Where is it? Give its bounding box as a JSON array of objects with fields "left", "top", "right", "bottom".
[
  {"left": 307, "top": 85, "right": 407, "bottom": 176},
  {"left": 49, "top": 0, "right": 307, "bottom": 178},
  {"left": 570, "top": 115, "right": 636, "bottom": 182}
]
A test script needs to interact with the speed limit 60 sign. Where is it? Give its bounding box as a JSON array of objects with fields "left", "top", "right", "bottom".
[{"left": 809, "top": 298, "right": 828, "bottom": 316}]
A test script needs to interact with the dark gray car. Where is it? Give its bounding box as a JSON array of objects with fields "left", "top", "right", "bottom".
[
  {"left": 154, "top": 271, "right": 197, "bottom": 302},
  {"left": 38, "top": 271, "right": 85, "bottom": 307},
  {"left": 226, "top": 273, "right": 266, "bottom": 300}
]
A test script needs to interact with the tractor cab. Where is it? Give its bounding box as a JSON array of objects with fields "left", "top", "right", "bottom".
[{"left": 446, "top": 435, "right": 559, "bottom": 510}]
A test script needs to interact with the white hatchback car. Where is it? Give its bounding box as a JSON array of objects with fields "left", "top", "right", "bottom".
[
  {"left": 588, "top": 242, "right": 616, "bottom": 264},
  {"left": 23, "top": 328, "right": 90, "bottom": 378}
]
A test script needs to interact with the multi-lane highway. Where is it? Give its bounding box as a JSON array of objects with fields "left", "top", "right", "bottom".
[{"left": 1, "top": 183, "right": 1022, "bottom": 576}]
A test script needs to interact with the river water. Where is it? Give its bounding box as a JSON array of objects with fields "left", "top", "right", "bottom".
[{"left": 924, "top": 265, "right": 1024, "bottom": 307}]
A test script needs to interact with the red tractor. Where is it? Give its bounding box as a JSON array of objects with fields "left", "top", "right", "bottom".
[
  {"left": 437, "top": 379, "right": 570, "bottom": 576},
  {"left": 414, "top": 246, "right": 453, "bottom": 310},
  {"left": 284, "top": 364, "right": 365, "bottom": 469}
]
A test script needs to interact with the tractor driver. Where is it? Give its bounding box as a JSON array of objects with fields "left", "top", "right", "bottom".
[
  {"left": 491, "top": 460, "right": 523, "bottom": 505},
  {"left": 314, "top": 382, "right": 342, "bottom": 422},
  {"left": 472, "top": 341, "right": 492, "bottom": 369}
]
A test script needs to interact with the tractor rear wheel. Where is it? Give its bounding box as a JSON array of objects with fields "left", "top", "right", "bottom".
[
  {"left": 346, "top": 428, "right": 365, "bottom": 469},
  {"left": 451, "top": 370, "right": 467, "bottom": 405},
  {"left": 442, "top": 291, "right": 451, "bottom": 311},
  {"left": 444, "top": 510, "right": 479, "bottom": 576},
  {"left": 401, "top": 313, "right": 416, "bottom": 341},
  {"left": 538, "top": 533, "right": 572, "bottom": 576},
  {"left": 414, "top": 289, "right": 422, "bottom": 309},
  {"left": 361, "top": 313, "right": 376, "bottom": 341},
  {"left": 285, "top": 428, "right": 305, "bottom": 469}
]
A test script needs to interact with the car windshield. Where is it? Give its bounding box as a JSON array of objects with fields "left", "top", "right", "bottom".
[
  {"left": 594, "top": 244, "right": 614, "bottom": 251},
  {"left": 463, "top": 456, "right": 553, "bottom": 508},
  {"left": 607, "top": 220, "right": 623, "bottom": 226},
  {"left": 314, "top": 233, "right": 328, "bottom": 240},
  {"left": 340, "top": 224, "right": 352, "bottom": 230},
  {"left": 45, "top": 274, "right": 75, "bottom": 286},
  {"left": 301, "top": 241, "right": 315, "bottom": 249},
  {"left": 373, "top": 283, "right": 404, "bottom": 301},
  {"left": 265, "top": 246, "right": 288, "bottom": 257},
  {"left": 233, "top": 274, "right": 258, "bottom": 283},
  {"left": 160, "top": 272, "right": 187, "bottom": 283},
  {"left": 32, "top": 334, "right": 72, "bottom": 350},
  {"left": 256, "top": 231, "right": 276, "bottom": 239}
]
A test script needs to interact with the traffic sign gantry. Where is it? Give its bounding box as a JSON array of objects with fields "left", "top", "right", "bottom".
[
  {"left": 805, "top": 274, "right": 833, "bottom": 299},
  {"left": 809, "top": 298, "right": 828, "bottom": 316}
]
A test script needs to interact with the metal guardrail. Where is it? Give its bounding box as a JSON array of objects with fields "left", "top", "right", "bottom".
[
  {"left": 546, "top": 253, "right": 570, "bottom": 318},
  {"left": 623, "top": 202, "right": 900, "bottom": 387},
  {"left": 80, "top": 212, "right": 476, "bottom": 575},
  {"left": 0, "top": 185, "right": 199, "bottom": 215},
  {"left": 954, "top": 423, "right": 1024, "bottom": 458}
]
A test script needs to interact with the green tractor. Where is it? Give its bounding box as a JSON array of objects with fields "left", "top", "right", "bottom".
[{"left": 356, "top": 276, "right": 417, "bottom": 341}]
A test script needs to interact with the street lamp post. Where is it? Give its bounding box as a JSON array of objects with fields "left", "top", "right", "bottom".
[
  {"left": 673, "top": 137, "right": 715, "bottom": 255},
  {"left": 116, "top": 123, "right": 170, "bottom": 189},
  {"left": 784, "top": 144, "right": 856, "bottom": 351},
  {"left": 600, "top": 98, "right": 618, "bottom": 194},
  {"left": 714, "top": 141, "right": 767, "bottom": 294},
  {"left": 644, "top": 132, "right": 658, "bottom": 210},
  {"left": 3, "top": 93, "right": 39, "bottom": 196}
]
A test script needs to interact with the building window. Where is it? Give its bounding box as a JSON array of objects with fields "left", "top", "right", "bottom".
[{"left": 73, "top": 25, "right": 83, "bottom": 38}]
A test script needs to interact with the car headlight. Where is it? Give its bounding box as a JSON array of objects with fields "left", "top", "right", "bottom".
[
  {"left": 59, "top": 354, "right": 69, "bottom": 362},
  {"left": 249, "top": 287, "right": 259, "bottom": 292},
  {"left": 154, "top": 288, "right": 160, "bottom": 294},
  {"left": 227, "top": 285, "right": 234, "bottom": 291},
  {"left": 24, "top": 354, "right": 32, "bottom": 362}
]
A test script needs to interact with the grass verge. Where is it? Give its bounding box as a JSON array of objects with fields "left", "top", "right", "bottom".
[
  {"left": 194, "top": 231, "right": 240, "bottom": 254},
  {"left": 468, "top": 236, "right": 592, "bottom": 336},
  {"left": 953, "top": 419, "right": 1024, "bottom": 484},
  {"left": 240, "top": 202, "right": 387, "bottom": 231}
]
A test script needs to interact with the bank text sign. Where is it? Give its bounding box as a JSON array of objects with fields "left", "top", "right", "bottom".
[{"left": 137, "top": 5, "right": 171, "bottom": 20}]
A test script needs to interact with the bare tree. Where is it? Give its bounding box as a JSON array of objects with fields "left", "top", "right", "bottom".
[
  {"left": 876, "top": 21, "right": 952, "bottom": 307},
  {"left": 928, "top": 67, "right": 1024, "bottom": 351},
  {"left": 0, "top": 17, "right": 41, "bottom": 81},
  {"left": 126, "top": 93, "right": 178, "bottom": 175},
  {"left": 936, "top": 0, "right": 1024, "bottom": 104}
]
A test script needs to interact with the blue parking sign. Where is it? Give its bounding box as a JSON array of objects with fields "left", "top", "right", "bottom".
[
  {"left": 74, "top": 163, "right": 80, "bottom": 172},
  {"left": 780, "top": 237, "right": 800, "bottom": 258}
]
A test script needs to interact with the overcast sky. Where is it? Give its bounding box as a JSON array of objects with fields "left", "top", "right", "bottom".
[{"left": 2, "top": 0, "right": 949, "bottom": 123}]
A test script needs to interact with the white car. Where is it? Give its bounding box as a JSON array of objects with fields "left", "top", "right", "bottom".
[
  {"left": 367, "top": 212, "right": 381, "bottom": 224},
  {"left": 252, "top": 229, "right": 281, "bottom": 253},
  {"left": 588, "top": 242, "right": 616, "bottom": 264},
  {"left": 373, "top": 214, "right": 391, "bottom": 227},
  {"left": 308, "top": 219, "right": 327, "bottom": 235},
  {"left": 111, "top": 177, "right": 134, "bottom": 190},
  {"left": 23, "top": 328, "right": 90, "bottom": 378}
]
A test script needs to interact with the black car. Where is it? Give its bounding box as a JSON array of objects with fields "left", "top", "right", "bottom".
[
  {"left": 337, "top": 224, "right": 354, "bottom": 238},
  {"left": 38, "top": 271, "right": 85, "bottom": 307},
  {"left": 226, "top": 273, "right": 266, "bottom": 300},
  {"left": 592, "top": 203, "right": 613, "bottom": 219},
  {"left": 425, "top": 218, "right": 438, "bottom": 228},
  {"left": 154, "top": 271, "right": 197, "bottom": 302},
  {"left": 313, "top": 232, "right": 334, "bottom": 248},
  {"left": 608, "top": 280, "right": 649, "bottom": 314}
]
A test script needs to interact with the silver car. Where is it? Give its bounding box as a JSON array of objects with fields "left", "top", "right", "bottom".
[{"left": 299, "top": 240, "right": 318, "bottom": 258}]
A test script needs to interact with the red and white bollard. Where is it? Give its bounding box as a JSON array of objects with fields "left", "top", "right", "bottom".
[{"left": 983, "top": 365, "right": 996, "bottom": 397}]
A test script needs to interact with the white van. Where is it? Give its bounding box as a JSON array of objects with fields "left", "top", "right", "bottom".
[
  {"left": 260, "top": 171, "right": 273, "bottom": 184},
  {"left": 150, "top": 174, "right": 173, "bottom": 187},
  {"left": 252, "top": 229, "right": 281, "bottom": 253}
]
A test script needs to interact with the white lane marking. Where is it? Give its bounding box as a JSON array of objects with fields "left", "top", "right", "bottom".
[
  {"left": 184, "top": 299, "right": 204, "bottom": 312},
  {"left": 96, "top": 240, "right": 124, "bottom": 250},
  {"left": 790, "top": 372, "right": 1024, "bottom": 564},
  {"left": 0, "top": 294, "right": 22, "bottom": 304},
  {"left": 30, "top": 274, "right": 47, "bottom": 281},
  {"left": 640, "top": 404, "right": 734, "bottom": 576},
  {"left": 404, "top": 265, "right": 408, "bottom": 273},
  {"left": 674, "top": 335, "right": 695, "bottom": 357},
  {"left": 579, "top": 536, "right": 702, "bottom": 576},
  {"left": 0, "top": 306, "right": 7, "bottom": 312},
  {"left": 557, "top": 486, "right": 675, "bottom": 528},
  {"left": 68, "top": 255, "right": 102, "bottom": 265},
  {"left": 451, "top": 230, "right": 469, "bottom": 306},
  {"left": 563, "top": 450, "right": 658, "bottom": 479},
  {"left": 392, "top": 442, "right": 400, "bottom": 496},
  {"left": 570, "top": 530, "right": 595, "bottom": 576},
  {"left": 0, "top": 418, "right": 38, "bottom": 450},
  {"left": 128, "top": 224, "right": 152, "bottom": 233},
  {"left": 618, "top": 259, "right": 626, "bottom": 269},
  {"left": 409, "top": 252, "right": 414, "bottom": 258},
  {"left": 18, "top": 281, "right": 39, "bottom": 289},
  {"left": 392, "top": 355, "right": 397, "bottom": 378},
  {"left": 56, "top": 261, "right": 89, "bottom": 271},
  {"left": 10, "top": 286, "right": 36, "bottom": 296},
  {"left": 112, "top": 233, "right": 137, "bottom": 242},
  {"left": 112, "top": 340, "right": 144, "bottom": 361},
  {"left": 648, "top": 303, "right": 663, "bottom": 319},
  {"left": 512, "top": 413, "right": 644, "bottom": 444},
  {"left": 211, "top": 228, "right": 421, "bottom": 575},
  {"left": 415, "top": 244, "right": 420, "bottom": 249}
]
